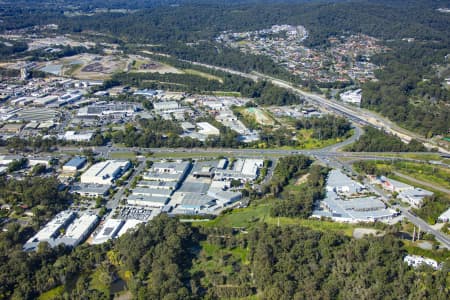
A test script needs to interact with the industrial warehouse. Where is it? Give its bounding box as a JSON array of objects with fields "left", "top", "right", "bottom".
[
  {"left": 312, "top": 169, "right": 398, "bottom": 223},
  {"left": 80, "top": 160, "right": 131, "bottom": 185},
  {"left": 23, "top": 211, "right": 99, "bottom": 251},
  {"left": 123, "top": 158, "right": 262, "bottom": 218}
]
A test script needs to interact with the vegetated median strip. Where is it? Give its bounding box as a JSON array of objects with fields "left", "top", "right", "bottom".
[{"left": 393, "top": 171, "right": 450, "bottom": 195}]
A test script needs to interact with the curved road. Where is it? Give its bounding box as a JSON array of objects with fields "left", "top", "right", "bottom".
[{"left": 321, "top": 125, "right": 363, "bottom": 152}]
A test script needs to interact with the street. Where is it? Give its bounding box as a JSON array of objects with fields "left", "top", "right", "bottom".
[
  {"left": 398, "top": 207, "right": 450, "bottom": 249},
  {"left": 178, "top": 57, "right": 449, "bottom": 154},
  {"left": 105, "top": 160, "right": 146, "bottom": 216}
]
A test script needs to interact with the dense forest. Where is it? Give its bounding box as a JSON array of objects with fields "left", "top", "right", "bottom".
[
  {"left": 3, "top": 1, "right": 447, "bottom": 44},
  {"left": 0, "top": 214, "right": 448, "bottom": 299},
  {"left": 362, "top": 42, "right": 450, "bottom": 136},
  {"left": 260, "top": 155, "right": 329, "bottom": 218},
  {"left": 347, "top": 127, "right": 428, "bottom": 152},
  {"left": 0, "top": 176, "right": 72, "bottom": 225}
]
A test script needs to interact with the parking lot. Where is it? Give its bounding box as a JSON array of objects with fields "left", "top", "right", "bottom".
[{"left": 114, "top": 206, "right": 154, "bottom": 221}]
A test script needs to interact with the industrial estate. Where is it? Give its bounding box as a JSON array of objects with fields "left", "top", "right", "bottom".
[
  {"left": 0, "top": 0, "right": 449, "bottom": 299},
  {"left": 0, "top": 9, "right": 448, "bottom": 258}
]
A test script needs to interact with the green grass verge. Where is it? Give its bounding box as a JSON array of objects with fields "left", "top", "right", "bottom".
[
  {"left": 265, "top": 217, "right": 356, "bottom": 237},
  {"left": 151, "top": 151, "right": 284, "bottom": 159},
  {"left": 391, "top": 161, "right": 450, "bottom": 190},
  {"left": 151, "top": 152, "right": 225, "bottom": 159},
  {"left": 38, "top": 285, "right": 65, "bottom": 300},
  {"left": 109, "top": 152, "right": 137, "bottom": 159},
  {"left": 195, "top": 199, "right": 356, "bottom": 237},
  {"left": 183, "top": 69, "right": 223, "bottom": 82},
  {"left": 353, "top": 153, "right": 442, "bottom": 161},
  {"left": 198, "top": 202, "right": 272, "bottom": 229},
  {"left": 211, "top": 91, "right": 242, "bottom": 97}
]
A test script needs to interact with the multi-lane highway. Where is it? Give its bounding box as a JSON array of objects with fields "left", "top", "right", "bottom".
[
  {"left": 33, "top": 53, "right": 450, "bottom": 246},
  {"left": 180, "top": 58, "right": 449, "bottom": 154},
  {"left": 57, "top": 144, "right": 437, "bottom": 162},
  {"left": 52, "top": 140, "right": 450, "bottom": 248}
]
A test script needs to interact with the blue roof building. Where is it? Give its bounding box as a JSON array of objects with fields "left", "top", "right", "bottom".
[{"left": 63, "top": 156, "right": 87, "bottom": 171}]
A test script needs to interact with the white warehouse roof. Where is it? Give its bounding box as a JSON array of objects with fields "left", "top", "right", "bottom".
[
  {"left": 241, "top": 159, "right": 264, "bottom": 176},
  {"left": 26, "top": 211, "right": 75, "bottom": 244},
  {"left": 57, "top": 214, "right": 99, "bottom": 247},
  {"left": 64, "top": 214, "right": 99, "bottom": 241},
  {"left": 92, "top": 219, "right": 124, "bottom": 244},
  {"left": 197, "top": 122, "right": 220, "bottom": 135},
  {"left": 438, "top": 207, "right": 450, "bottom": 222},
  {"left": 81, "top": 160, "right": 130, "bottom": 185}
]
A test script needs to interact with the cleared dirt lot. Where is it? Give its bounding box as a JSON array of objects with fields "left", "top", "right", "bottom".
[{"left": 353, "top": 228, "right": 385, "bottom": 239}]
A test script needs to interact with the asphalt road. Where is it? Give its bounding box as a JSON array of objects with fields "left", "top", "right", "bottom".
[
  {"left": 179, "top": 57, "right": 449, "bottom": 154},
  {"left": 57, "top": 145, "right": 435, "bottom": 160},
  {"left": 57, "top": 143, "right": 450, "bottom": 248},
  {"left": 321, "top": 125, "right": 363, "bottom": 152},
  {"left": 337, "top": 157, "right": 450, "bottom": 249},
  {"left": 398, "top": 207, "right": 450, "bottom": 249},
  {"left": 106, "top": 160, "right": 146, "bottom": 211}
]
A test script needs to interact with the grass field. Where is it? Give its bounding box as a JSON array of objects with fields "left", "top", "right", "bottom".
[
  {"left": 242, "top": 107, "right": 275, "bottom": 126},
  {"left": 296, "top": 129, "right": 344, "bottom": 149},
  {"left": 265, "top": 217, "right": 356, "bottom": 236},
  {"left": 64, "top": 63, "right": 82, "bottom": 76},
  {"left": 131, "top": 59, "right": 146, "bottom": 70},
  {"left": 198, "top": 202, "right": 272, "bottom": 229}
]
